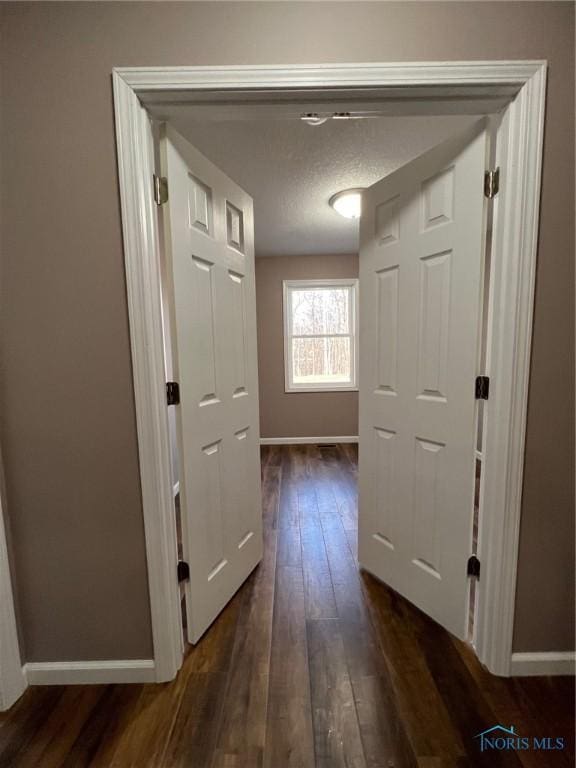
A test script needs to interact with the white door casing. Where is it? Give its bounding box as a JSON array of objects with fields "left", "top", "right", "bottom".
[
  {"left": 0, "top": 491, "right": 26, "bottom": 711},
  {"left": 358, "top": 121, "right": 488, "bottom": 640},
  {"left": 113, "top": 63, "right": 546, "bottom": 679},
  {"left": 160, "top": 125, "right": 263, "bottom": 643}
]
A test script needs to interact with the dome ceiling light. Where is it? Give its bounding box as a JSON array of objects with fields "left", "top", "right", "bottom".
[{"left": 329, "top": 188, "right": 365, "bottom": 220}]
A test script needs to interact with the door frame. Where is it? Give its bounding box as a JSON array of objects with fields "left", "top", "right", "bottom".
[
  {"left": 112, "top": 61, "right": 546, "bottom": 679},
  {"left": 0, "top": 488, "right": 26, "bottom": 710}
]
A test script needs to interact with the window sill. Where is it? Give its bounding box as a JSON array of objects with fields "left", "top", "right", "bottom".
[{"left": 284, "top": 386, "right": 359, "bottom": 394}]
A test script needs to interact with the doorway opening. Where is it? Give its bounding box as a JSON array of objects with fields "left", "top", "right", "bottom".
[
  {"left": 111, "top": 61, "right": 546, "bottom": 683},
  {"left": 153, "top": 107, "right": 494, "bottom": 655}
]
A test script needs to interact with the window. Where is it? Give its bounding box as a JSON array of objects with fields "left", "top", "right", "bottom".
[{"left": 283, "top": 279, "right": 359, "bottom": 392}]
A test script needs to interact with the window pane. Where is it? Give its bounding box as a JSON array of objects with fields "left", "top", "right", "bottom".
[
  {"left": 291, "top": 288, "right": 350, "bottom": 335},
  {"left": 292, "top": 336, "right": 351, "bottom": 385}
]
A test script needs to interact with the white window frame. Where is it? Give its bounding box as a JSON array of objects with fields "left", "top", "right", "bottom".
[{"left": 283, "top": 278, "right": 359, "bottom": 393}]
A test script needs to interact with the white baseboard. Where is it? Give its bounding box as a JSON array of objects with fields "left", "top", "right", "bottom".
[
  {"left": 25, "top": 659, "right": 156, "bottom": 685},
  {"left": 260, "top": 436, "right": 358, "bottom": 445},
  {"left": 173, "top": 481, "right": 180, "bottom": 498},
  {"left": 510, "top": 652, "right": 575, "bottom": 677}
]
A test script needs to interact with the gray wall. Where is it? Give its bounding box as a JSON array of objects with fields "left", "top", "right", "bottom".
[
  {"left": 256, "top": 254, "right": 359, "bottom": 439},
  {"left": 0, "top": 1, "right": 573, "bottom": 661}
]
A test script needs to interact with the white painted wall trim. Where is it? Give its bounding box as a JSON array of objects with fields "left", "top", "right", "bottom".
[
  {"left": 114, "top": 61, "right": 545, "bottom": 92},
  {"left": 0, "top": 491, "right": 27, "bottom": 710},
  {"left": 112, "top": 60, "right": 547, "bottom": 684},
  {"left": 112, "top": 72, "right": 183, "bottom": 683},
  {"left": 474, "top": 62, "right": 547, "bottom": 676},
  {"left": 510, "top": 652, "right": 575, "bottom": 677},
  {"left": 260, "top": 436, "right": 358, "bottom": 445},
  {"left": 25, "top": 660, "right": 156, "bottom": 686}
]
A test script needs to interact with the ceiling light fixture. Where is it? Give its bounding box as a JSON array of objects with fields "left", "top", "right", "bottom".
[
  {"left": 329, "top": 188, "right": 364, "bottom": 219},
  {"left": 300, "top": 111, "right": 371, "bottom": 126},
  {"left": 300, "top": 112, "right": 330, "bottom": 127}
]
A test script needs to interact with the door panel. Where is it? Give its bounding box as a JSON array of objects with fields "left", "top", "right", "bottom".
[
  {"left": 161, "top": 124, "right": 262, "bottom": 644},
  {"left": 358, "top": 122, "right": 487, "bottom": 640}
]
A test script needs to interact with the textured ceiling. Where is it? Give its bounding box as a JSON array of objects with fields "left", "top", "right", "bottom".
[{"left": 159, "top": 110, "right": 477, "bottom": 257}]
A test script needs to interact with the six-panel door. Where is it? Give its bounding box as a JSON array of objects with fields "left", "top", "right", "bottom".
[
  {"left": 358, "top": 122, "right": 487, "bottom": 640},
  {"left": 161, "top": 124, "right": 262, "bottom": 644}
]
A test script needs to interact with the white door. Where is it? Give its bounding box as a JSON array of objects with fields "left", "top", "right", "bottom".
[
  {"left": 161, "top": 124, "right": 263, "bottom": 643},
  {"left": 358, "top": 122, "right": 487, "bottom": 640}
]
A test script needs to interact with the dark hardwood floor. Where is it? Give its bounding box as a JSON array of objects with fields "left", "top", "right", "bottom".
[{"left": 1, "top": 445, "right": 573, "bottom": 767}]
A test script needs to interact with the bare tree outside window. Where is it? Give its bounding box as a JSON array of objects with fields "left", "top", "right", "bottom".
[{"left": 283, "top": 280, "right": 358, "bottom": 391}]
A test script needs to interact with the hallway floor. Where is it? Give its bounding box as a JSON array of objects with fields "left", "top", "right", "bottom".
[{"left": 1, "top": 445, "right": 573, "bottom": 767}]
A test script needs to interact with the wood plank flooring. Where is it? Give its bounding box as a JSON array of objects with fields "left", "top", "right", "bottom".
[{"left": 1, "top": 445, "right": 573, "bottom": 767}]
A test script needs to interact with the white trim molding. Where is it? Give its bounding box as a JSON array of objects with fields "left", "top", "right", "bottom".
[
  {"left": 510, "top": 652, "right": 575, "bottom": 677},
  {"left": 260, "top": 436, "right": 358, "bottom": 445},
  {"left": 0, "top": 492, "right": 27, "bottom": 711},
  {"left": 25, "top": 660, "right": 156, "bottom": 686},
  {"left": 114, "top": 61, "right": 546, "bottom": 93},
  {"left": 112, "top": 60, "right": 547, "bottom": 683},
  {"left": 113, "top": 72, "right": 183, "bottom": 683},
  {"left": 474, "top": 62, "right": 547, "bottom": 677}
]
